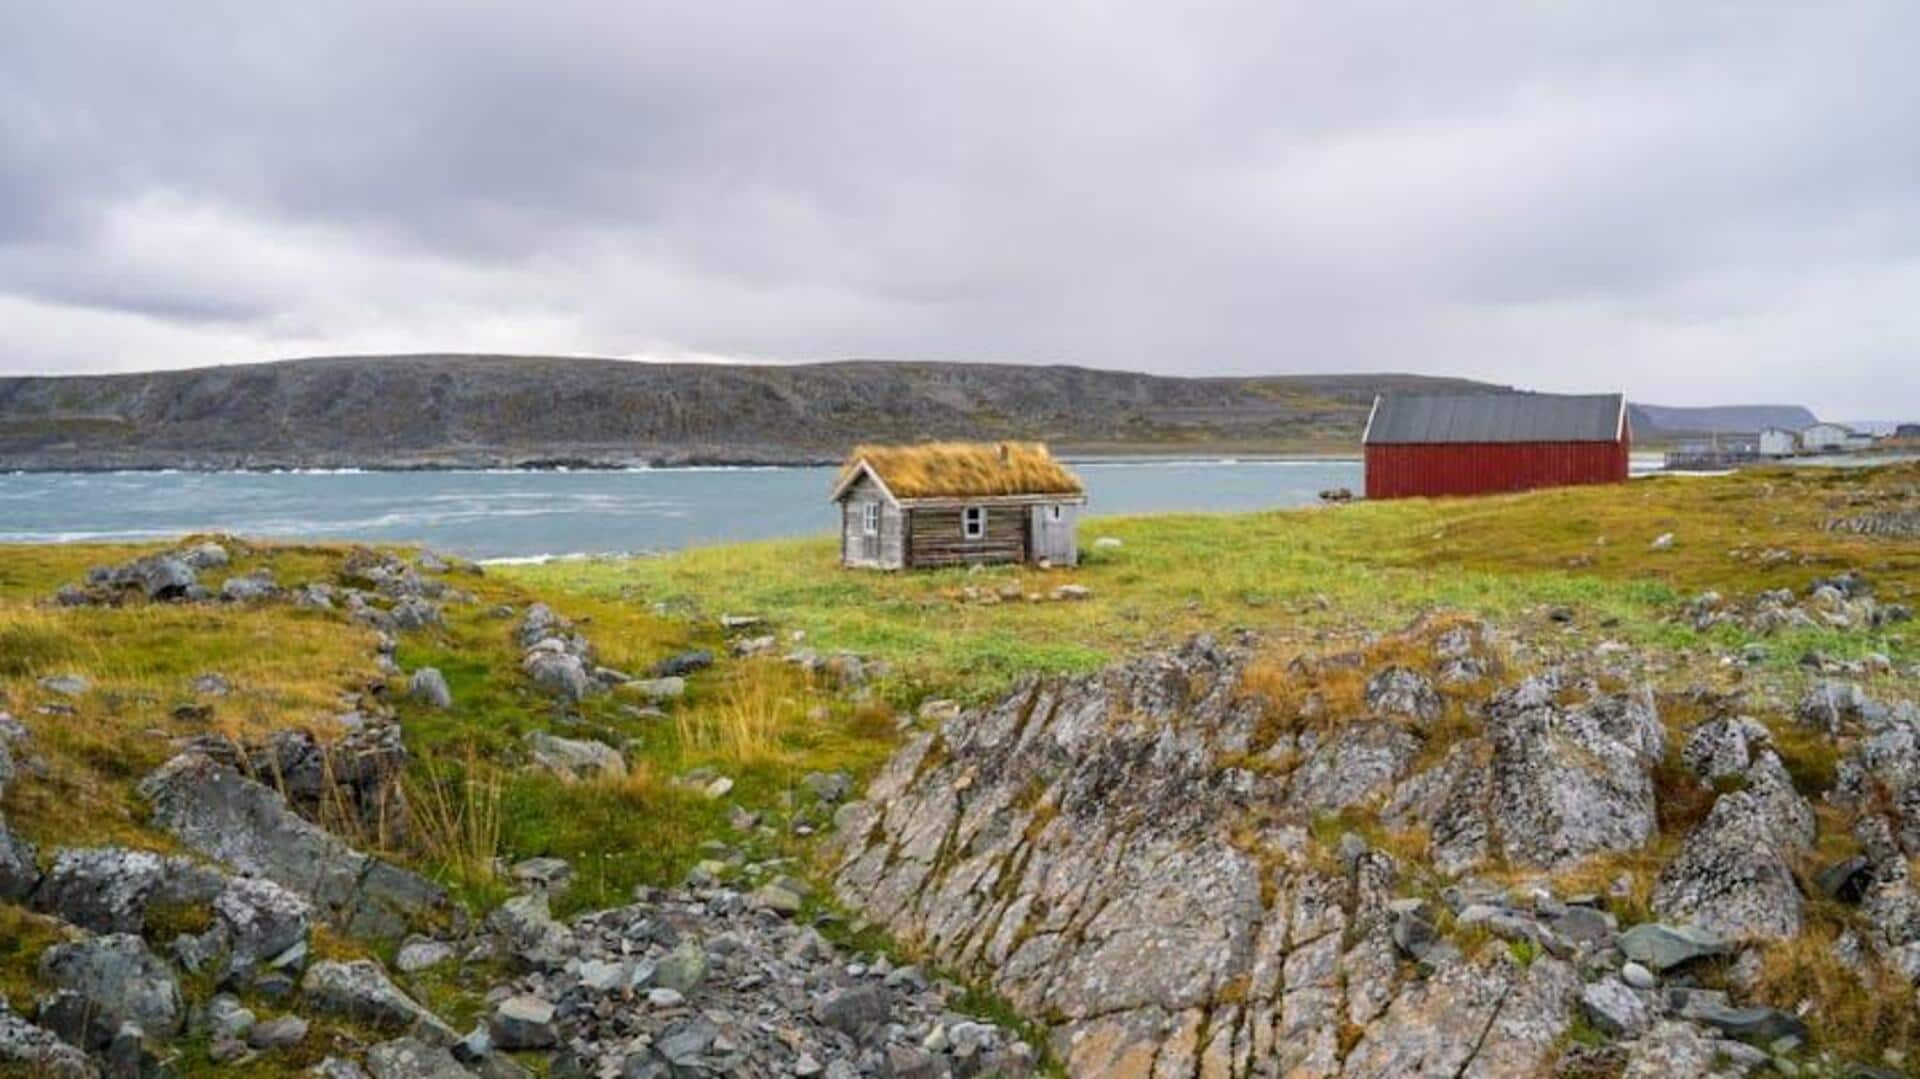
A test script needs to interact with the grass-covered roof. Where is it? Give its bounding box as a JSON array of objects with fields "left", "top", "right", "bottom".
[{"left": 835, "top": 441, "right": 1085, "bottom": 500}]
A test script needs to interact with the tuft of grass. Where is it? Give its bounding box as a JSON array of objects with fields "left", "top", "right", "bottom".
[
  {"left": 1751, "top": 923, "right": 1919, "bottom": 1063},
  {"left": 674, "top": 661, "right": 799, "bottom": 769},
  {"left": 404, "top": 749, "right": 507, "bottom": 911},
  {"left": 0, "top": 904, "right": 75, "bottom": 1011}
]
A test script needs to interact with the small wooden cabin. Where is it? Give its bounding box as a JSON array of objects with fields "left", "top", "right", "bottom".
[
  {"left": 831, "top": 442, "right": 1086, "bottom": 570},
  {"left": 1363, "top": 391, "right": 1630, "bottom": 499}
]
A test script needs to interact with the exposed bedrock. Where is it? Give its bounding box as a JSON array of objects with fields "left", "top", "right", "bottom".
[{"left": 831, "top": 630, "right": 1642, "bottom": 1076}]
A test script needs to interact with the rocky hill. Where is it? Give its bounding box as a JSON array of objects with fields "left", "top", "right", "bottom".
[{"left": 0, "top": 355, "right": 1500, "bottom": 470}]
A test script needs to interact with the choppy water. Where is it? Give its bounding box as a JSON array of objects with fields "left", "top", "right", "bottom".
[{"left": 0, "top": 458, "right": 1366, "bottom": 561}]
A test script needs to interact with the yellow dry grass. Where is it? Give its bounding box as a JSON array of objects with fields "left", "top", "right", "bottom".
[{"left": 839, "top": 441, "right": 1084, "bottom": 499}]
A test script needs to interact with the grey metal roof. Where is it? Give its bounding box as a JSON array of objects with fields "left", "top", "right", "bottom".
[{"left": 1363, "top": 392, "right": 1626, "bottom": 445}]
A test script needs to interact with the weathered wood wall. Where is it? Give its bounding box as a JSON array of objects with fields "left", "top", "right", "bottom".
[
  {"left": 905, "top": 504, "right": 1028, "bottom": 568},
  {"left": 1028, "top": 502, "right": 1080, "bottom": 566},
  {"left": 839, "top": 473, "right": 905, "bottom": 568}
]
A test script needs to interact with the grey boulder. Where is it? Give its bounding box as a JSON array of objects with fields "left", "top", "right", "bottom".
[
  {"left": 37, "top": 934, "right": 183, "bottom": 1045},
  {"left": 1617, "top": 923, "right": 1728, "bottom": 972},
  {"left": 489, "top": 995, "right": 558, "bottom": 1050},
  {"left": 407, "top": 668, "right": 453, "bottom": 710},
  {"left": 0, "top": 1004, "right": 98, "bottom": 1077},
  {"left": 365, "top": 1036, "right": 469, "bottom": 1079},
  {"left": 300, "top": 961, "right": 455, "bottom": 1042}
]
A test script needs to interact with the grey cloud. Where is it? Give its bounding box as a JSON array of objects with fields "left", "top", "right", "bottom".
[{"left": 1, "top": 0, "right": 1917, "bottom": 419}]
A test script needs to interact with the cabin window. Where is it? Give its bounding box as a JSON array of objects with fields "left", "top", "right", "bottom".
[
  {"left": 861, "top": 502, "right": 880, "bottom": 535},
  {"left": 962, "top": 506, "right": 986, "bottom": 539},
  {"left": 1048, "top": 504, "right": 1062, "bottom": 521}
]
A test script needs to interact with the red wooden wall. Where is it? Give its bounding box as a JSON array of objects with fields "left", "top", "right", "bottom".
[{"left": 1364, "top": 440, "right": 1629, "bottom": 499}]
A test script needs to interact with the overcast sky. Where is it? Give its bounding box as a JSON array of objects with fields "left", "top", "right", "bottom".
[{"left": 2, "top": 2, "right": 1916, "bottom": 419}]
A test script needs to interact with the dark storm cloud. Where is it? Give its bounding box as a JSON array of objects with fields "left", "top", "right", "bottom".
[{"left": 1, "top": 0, "right": 1917, "bottom": 418}]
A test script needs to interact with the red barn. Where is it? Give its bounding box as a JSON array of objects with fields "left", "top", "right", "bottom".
[{"left": 1363, "top": 392, "right": 1630, "bottom": 499}]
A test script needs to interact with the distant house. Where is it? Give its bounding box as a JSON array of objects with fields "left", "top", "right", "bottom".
[
  {"left": 1799, "top": 422, "right": 1858, "bottom": 452},
  {"left": 1896, "top": 424, "right": 1920, "bottom": 440},
  {"left": 1363, "top": 391, "right": 1630, "bottom": 499},
  {"left": 830, "top": 442, "right": 1086, "bottom": 570},
  {"left": 1759, "top": 426, "right": 1801, "bottom": 457}
]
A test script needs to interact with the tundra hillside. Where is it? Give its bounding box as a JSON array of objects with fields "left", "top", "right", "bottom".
[
  {"left": 0, "top": 354, "right": 1813, "bottom": 470},
  {"left": 0, "top": 462, "right": 1911, "bottom": 1076}
]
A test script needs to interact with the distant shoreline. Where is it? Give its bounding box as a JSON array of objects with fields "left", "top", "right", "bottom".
[{"left": 0, "top": 451, "right": 1371, "bottom": 476}]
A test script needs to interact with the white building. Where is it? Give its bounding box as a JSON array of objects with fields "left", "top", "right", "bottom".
[
  {"left": 1799, "top": 422, "right": 1859, "bottom": 452},
  {"left": 1758, "top": 427, "right": 1800, "bottom": 457}
]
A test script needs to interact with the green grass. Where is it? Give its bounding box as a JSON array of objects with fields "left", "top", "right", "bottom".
[{"left": 507, "top": 463, "right": 1918, "bottom": 705}]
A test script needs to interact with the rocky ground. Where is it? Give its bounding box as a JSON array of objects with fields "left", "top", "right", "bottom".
[
  {"left": 832, "top": 617, "right": 1920, "bottom": 1077},
  {"left": 0, "top": 540, "right": 1034, "bottom": 1077}
]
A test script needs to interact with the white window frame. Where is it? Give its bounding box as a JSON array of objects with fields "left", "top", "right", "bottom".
[
  {"left": 962, "top": 506, "right": 986, "bottom": 539},
  {"left": 861, "top": 501, "right": 880, "bottom": 535}
]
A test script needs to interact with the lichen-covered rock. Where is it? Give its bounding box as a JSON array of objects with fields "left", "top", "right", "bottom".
[
  {"left": 37, "top": 934, "right": 183, "bottom": 1046},
  {"left": 525, "top": 731, "right": 624, "bottom": 781},
  {"left": 1387, "top": 679, "right": 1661, "bottom": 872},
  {"left": 364, "top": 1036, "right": 468, "bottom": 1079},
  {"left": 0, "top": 1003, "right": 97, "bottom": 1077},
  {"left": 302, "top": 961, "right": 455, "bottom": 1042},
  {"left": 1652, "top": 755, "right": 1814, "bottom": 941},
  {"left": 1363, "top": 666, "right": 1442, "bottom": 722},
  {"left": 407, "top": 668, "right": 452, "bottom": 710},
  {"left": 0, "top": 820, "right": 37, "bottom": 902},
  {"left": 29, "top": 847, "right": 225, "bottom": 935},
  {"left": 522, "top": 651, "right": 591, "bottom": 702},
  {"left": 1834, "top": 711, "right": 1920, "bottom": 857},
  {"left": 834, "top": 634, "right": 1598, "bottom": 1077},
  {"left": 1680, "top": 716, "right": 1773, "bottom": 781},
  {"left": 138, "top": 752, "right": 445, "bottom": 941}
]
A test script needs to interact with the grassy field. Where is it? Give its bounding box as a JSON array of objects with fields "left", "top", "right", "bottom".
[
  {"left": 509, "top": 463, "right": 1918, "bottom": 707},
  {"left": 0, "top": 462, "right": 1914, "bottom": 1071}
]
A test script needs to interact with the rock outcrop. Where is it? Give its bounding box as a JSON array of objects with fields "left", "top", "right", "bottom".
[
  {"left": 138, "top": 752, "right": 446, "bottom": 941},
  {"left": 834, "top": 631, "right": 1615, "bottom": 1075}
]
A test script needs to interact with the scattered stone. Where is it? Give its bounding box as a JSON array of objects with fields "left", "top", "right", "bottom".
[
  {"left": 395, "top": 938, "right": 456, "bottom": 974},
  {"left": 1818, "top": 855, "right": 1875, "bottom": 904},
  {"left": 509, "top": 856, "right": 574, "bottom": 895},
  {"left": 1579, "top": 977, "right": 1653, "bottom": 1037},
  {"left": 1650, "top": 532, "right": 1675, "bottom": 551},
  {"left": 1092, "top": 536, "right": 1123, "bottom": 550},
  {"left": 407, "top": 668, "right": 452, "bottom": 710},
  {"left": 1050, "top": 584, "right": 1091, "bottom": 601},
  {"left": 802, "top": 770, "right": 852, "bottom": 804},
  {"left": 651, "top": 650, "right": 714, "bottom": 678},
  {"left": 364, "top": 1036, "right": 467, "bottom": 1079},
  {"left": 522, "top": 651, "right": 592, "bottom": 702},
  {"left": 247, "top": 1015, "right": 309, "bottom": 1050},
  {"left": 1689, "top": 1003, "right": 1809, "bottom": 1046},
  {"left": 489, "top": 995, "right": 558, "bottom": 1050},
  {"left": 1618, "top": 923, "right": 1728, "bottom": 972},
  {"left": 813, "top": 984, "right": 892, "bottom": 1039},
  {"left": 1620, "top": 961, "right": 1657, "bottom": 990},
  {"left": 301, "top": 961, "right": 454, "bottom": 1042},
  {"left": 526, "top": 731, "right": 625, "bottom": 781},
  {"left": 619, "top": 676, "right": 685, "bottom": 703},
  {"left": 652, "top": 940, "right": 710, "bottom": 994},
  {"left": 37, "top": 675, "right": 90, "bottom": 698}
]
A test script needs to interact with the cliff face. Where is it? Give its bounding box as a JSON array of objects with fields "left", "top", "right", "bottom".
[{"left": 0, "top": 355, "right": 1494, "bottom": 470}]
